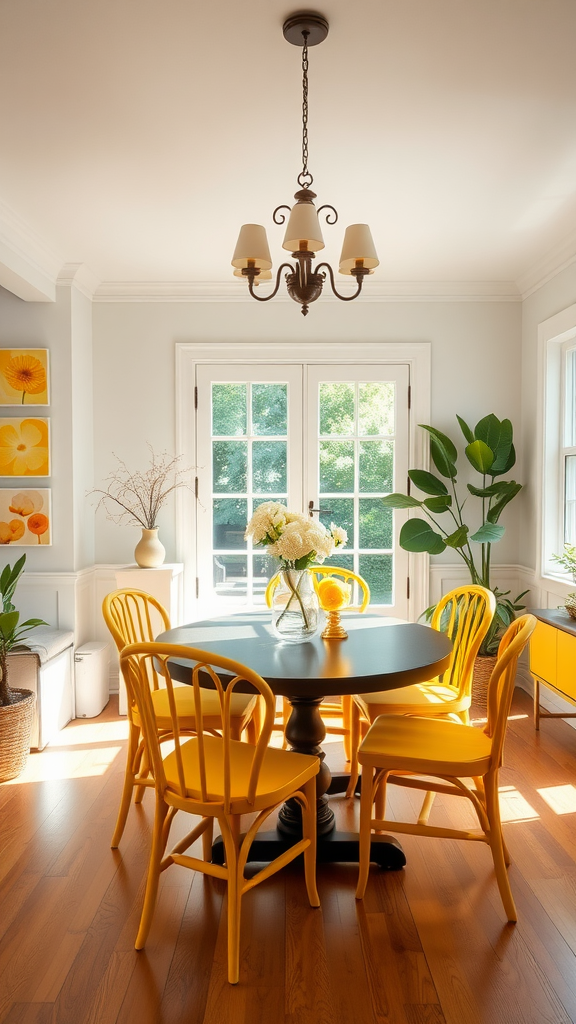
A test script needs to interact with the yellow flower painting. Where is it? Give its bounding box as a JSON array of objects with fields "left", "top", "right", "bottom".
[
  {"left": 0, "top": 418, "right": 50, "bottom": 476},
  {"left": 0, "top": 350, "right": 49, "bottom": 406},
  {"left": 0, "top": 488, "right": 51, "bottom": 545}
]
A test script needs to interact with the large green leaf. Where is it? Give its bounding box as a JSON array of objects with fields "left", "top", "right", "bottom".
[
  {"left": 486, "top": 481, "right": 522, "bottom": 523},
  {"left": 470, "top": 523, "right": 505, "bottom": 544},
  {"left": 489, "top": 418, "right": 514, "bottom": 475},
  {"left": 456, "top": 414, "right": 474, "bottom": 444},
  {"left": 419, "top": 425, "right": 458, "bottom": 463},
  {"left": 467, "top": 481, "right": 513, "bottom": 497},
  {"left": 490, "top": 441, "right": 516, "bottom": 477},
  {"left": 423, "top": 495, "right": 452, "bottom": 511},
  {"left": 444, "top": 525, "right": 469, "bottom": 549},
  {"left": 408, "top": 469, "right": 448, "bottom": 495},
  {"left": 381, "top": 493, "right": 423, "bottom": 509},
  {"left": 399, "top": 519, "right": 446, "bottom": 554},
  {"left": 0, "top": 609, "right": 19, "bottom": 639},
  {"left": 474, "top": 414, "right": 503, "bottom": 452},
  {"left": 465, "top": 439, "right": 494, "bottom": 474}
]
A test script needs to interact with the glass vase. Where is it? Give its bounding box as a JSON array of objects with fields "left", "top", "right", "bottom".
[{"left": 271, "top": 569, "right": 319, "bottom": 643}]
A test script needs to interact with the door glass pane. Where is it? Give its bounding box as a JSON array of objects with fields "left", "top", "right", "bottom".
[
  {"left": 213, "top": 441, "right": 247, "bottom": 492},
  {"left": 359, "top": 382, "right": 394, "bottom": 436},
  {"left": 359, "top": 440, "right": 393, "bottom": 493},
  {"left": 253, "top": 440, "right": 287, "bottom": 493},
  {"left": 319, "top": 383, "right": 355, "bottom": 435},
  {"left": 319, "top": 440, "right": 355, "bottom": 492},
  {"left": 359, "top": 499, "right": 392, "bottom": 548},
  {"left": 213, "top": 499, "right": 247, "bottom": 549},
  {"left": 212, "top": 384, "right": 247, "bottom": 436},
  {"left": 359, "top": 554, "right": 393, "bottom": 605},
  {"left": 319, "top": 497, "right": 354, "bottom": 541},
  {"left": 253, "top": 384, "right": 287, "bottom": 435},
  {"left": 213, "top": 554, "right": 247, "bottom": 598}
]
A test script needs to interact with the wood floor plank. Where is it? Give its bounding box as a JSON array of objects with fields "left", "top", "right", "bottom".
[{"left": 3, "top": 690, "right": 576, "bottom": 1024}]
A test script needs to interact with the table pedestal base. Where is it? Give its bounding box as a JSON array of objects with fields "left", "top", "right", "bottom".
[{"left": 211, "top": 830, "right": 405, "bottom": 869}]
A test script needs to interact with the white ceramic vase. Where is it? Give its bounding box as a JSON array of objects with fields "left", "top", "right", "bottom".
[{"left": 134, "top": 527, "right": 165, "bottom": 568}]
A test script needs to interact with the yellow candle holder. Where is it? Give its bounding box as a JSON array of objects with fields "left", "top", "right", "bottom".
[{"left": 321, "top": 607, "right": 349, "bottom": 639}]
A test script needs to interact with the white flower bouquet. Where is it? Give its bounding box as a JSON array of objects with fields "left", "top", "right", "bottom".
[{"left": 245, "top": 502, "right": 347, "bottom": 641}]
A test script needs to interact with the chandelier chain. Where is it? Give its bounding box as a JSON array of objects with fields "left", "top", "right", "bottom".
[{"left": 299, "top": 31, "right": 313, "bottom": 188}]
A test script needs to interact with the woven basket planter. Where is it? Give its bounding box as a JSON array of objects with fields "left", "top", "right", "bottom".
[
  {"left": 0, "top": 688, "right": 36, "bottom": 782},
  {"left": 471, "top": 655, "right": 498, "bottom": 715}
]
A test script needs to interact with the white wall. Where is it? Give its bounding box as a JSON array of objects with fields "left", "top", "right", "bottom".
[{"left": 92, "top": 296, "right": 523, "bottom": 567}]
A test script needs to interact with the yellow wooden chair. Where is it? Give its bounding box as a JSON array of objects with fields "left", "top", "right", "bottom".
[
  {"left": 355, "top": 613, "right": 537, "bottom": 922},
  {"left": 120, "top": 641, "right": 320, "bottom": 985},
  {"left": 103, "top": 589, "right": 258, "bottom": 848},
  {"left": 347, "top": 585, "right": 496, "bottom": 796},
  {"left": 265, "top": 566, "right": 370, "bottom": 756}
]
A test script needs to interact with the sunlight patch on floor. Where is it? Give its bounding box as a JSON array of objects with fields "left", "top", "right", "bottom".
[
  {"left": 498, "top": 784, "right": 539, "bottom": 823},
  {"left": 537, "top": 784, "right": 576, "bottom": 814}
]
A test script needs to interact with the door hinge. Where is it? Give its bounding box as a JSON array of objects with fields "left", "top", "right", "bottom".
[
  {"left": 196, "top": 577, "right": 199, "bottom": 599},
  {"left": 408, "top": 384, "right": 411, "bottom": 410},
  {"left": 407, "top": 475, "right": 411, "bottom": 495},
  {"left": 194, "top": 385, "right": 198, "bottom": 409},
  {"left": 407, "top": 577, "right": 410, "bottom": 600},
  {"left": 194, "top": 476, "right": 199, "bottom": 499}
]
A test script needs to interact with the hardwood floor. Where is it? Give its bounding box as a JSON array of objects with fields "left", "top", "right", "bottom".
[{"left": 2, "top": 691, "right": 576, "bottom": 1023}]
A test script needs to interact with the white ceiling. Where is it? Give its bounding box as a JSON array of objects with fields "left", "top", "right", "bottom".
[{"left": 2, "top": 0, "right": 576, "bottom": 296}]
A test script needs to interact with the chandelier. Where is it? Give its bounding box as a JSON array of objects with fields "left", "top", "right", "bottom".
[{"left": 231, "top": 11, "right": 379, "bottom": 316}]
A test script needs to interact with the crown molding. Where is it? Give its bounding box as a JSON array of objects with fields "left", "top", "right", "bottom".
[
  {"left": 57, "top": 263, "right": 101, "bottom": 300},
  {"left": 0, "top": 198, "right": 63, "bottom": 301},
  {"left": 93, "top": 278, "right": 521, "bottom": 303},
  {"left": 516, "top": 228, "right": 576, "bottom": 299}
]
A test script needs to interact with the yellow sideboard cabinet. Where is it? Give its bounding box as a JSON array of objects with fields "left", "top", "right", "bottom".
[{"left": 530, "top": 609, "right": 576, "bottom": 729}]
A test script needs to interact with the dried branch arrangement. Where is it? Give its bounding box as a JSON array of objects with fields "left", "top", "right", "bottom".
[{"left": 90, "top": 447, "right": 192, "bottom": 530}]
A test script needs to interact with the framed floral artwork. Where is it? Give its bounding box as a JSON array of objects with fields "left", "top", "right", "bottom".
[
  {"left": 0, "top": 349, "right": 49, "bottom": 405},
  {"left": 0, "top": 488, "right": 51, "bottom": 545},
  {"left": 0, "top": 417, "right": 50, "bottom": 476}
]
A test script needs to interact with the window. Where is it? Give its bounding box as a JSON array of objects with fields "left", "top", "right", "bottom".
[{"left": 562, "top": 344, "right": 576, "bottom": 544}]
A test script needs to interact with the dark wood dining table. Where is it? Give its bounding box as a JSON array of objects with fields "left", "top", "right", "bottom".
[{"left": 157, "top": 611, "right": 452, "bottom": 869}]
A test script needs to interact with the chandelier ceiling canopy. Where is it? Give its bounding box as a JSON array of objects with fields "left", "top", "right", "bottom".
[{"left": 232, "top": 10, "right": 379, "bottom": 316}]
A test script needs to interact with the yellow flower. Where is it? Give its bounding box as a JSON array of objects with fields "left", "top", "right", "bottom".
[
  {"left": 317, "top": 577, "right": 351, "bottom": 611},
  {"left": 0, "top": 519, "right": 25, "bottom": 543},
  {"left": 0, "top": 420, "right": 49, "bottom": 475},
  {"left": 3, "top": 355, "right": 46, "bottom": 402},
  {"left": 9, "top": 490, "right": 44, "bottom": 516}
]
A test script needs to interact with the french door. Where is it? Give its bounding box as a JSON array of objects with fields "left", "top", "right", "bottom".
[{"left": 195, "top": 362, "right": 410, "bottom": 617}]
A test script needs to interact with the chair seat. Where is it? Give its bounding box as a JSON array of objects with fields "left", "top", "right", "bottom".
[
  {"left": 132, "top": 686, "right": 257, "bottom": 731},
  {"left": 163, "top": 734, "right": 318, "bottom": 812},
  {"left": 355, "top": 682, "right": 468, "bottom": 719},
  {"left": 358, "top": 714, "right": 493, "bottom": 777}
]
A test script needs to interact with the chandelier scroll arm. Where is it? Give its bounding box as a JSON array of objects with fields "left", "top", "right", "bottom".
[
  {"left": 273, "top": 205, "right": 292, "bottom": 225},
  {"left": 245, "top": 263, "right": 296, "bottom": 302},
  {"left": 316, "top": 204, "right": 338, "bottom": 225},
  {"left": 315, "top": 262, "right": 368, "bottom": 302}
]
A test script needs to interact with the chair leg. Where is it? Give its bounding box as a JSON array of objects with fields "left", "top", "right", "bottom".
[
  {"left": 342, "top": 694, "right": 352, "bottom": 763},
  {"left": 135, "top": 795, "right": 170, "bottom": 949},
  {"left": 202, "top": 817, "right": 214, "bottom": 861},
  {"left": 301, "top": 776, "right": 320, "bottom": 908},
  {"left": 484, "top": 772, "right": 517, "bottom": 923},
  {"left": 282, "top": 697, "right": 290, "bottom": 749},
  {"left": 346, "top": 700, "right": 361, "bottom": 798},
  {"left": 111, "top": 722, "right": 140, "bottom": 848},
  {"left": 356, "top": 766, "right": 375, "bottom": 899},
  {"left": 220, "top": 817, "right": 241, "bottom": 984},
  {"left": 417, "top": 789, "right": 436, "bottom": 826}
]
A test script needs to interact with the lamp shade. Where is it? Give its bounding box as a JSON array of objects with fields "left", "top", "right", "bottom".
[
  {"left": 282, "top": 200, "right": 325, "bottom": 253},
  {"left": 338, "top": 224, "right": 379, "bottom": 275},
  {"left": 231, "top": 224, "right": 273, "bottom": 270}
]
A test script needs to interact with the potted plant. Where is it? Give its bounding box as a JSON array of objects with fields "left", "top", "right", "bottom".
[
  {"left": 90, "top": 447, "right": 191, "bottom": 568},
  {"left": 382, "top": 413, "right": 527, "bottom": 663},
  {"left": 552, "top": 543, "right": 576, "bottom": 618},
  {"left": 0, "top": 554, "right": 46, "bottom": 782}
]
